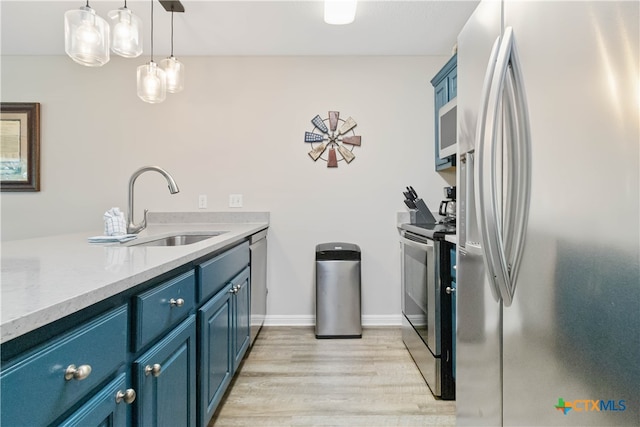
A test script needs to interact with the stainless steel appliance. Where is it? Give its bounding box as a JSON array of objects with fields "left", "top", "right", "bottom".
[
  {"left": 457, "top": 1, "right": 639, "bottom": 425},
  {"left": 438, "top": 98, "right": 457, "bottom": 158},
  {"left": 400, "top": 222, "right": 456, "bottom": 400},
  {"left": 249, "top": 229, "right": 268, "bottom": 345}
]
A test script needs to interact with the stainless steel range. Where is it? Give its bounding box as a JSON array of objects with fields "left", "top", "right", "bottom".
[{"left": 399, "top": 222, "right": 456, "bottom": 400}]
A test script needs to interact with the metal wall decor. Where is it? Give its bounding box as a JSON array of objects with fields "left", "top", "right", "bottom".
[{"left": 304, "top": 111, "right": 361, "bottom": 167}]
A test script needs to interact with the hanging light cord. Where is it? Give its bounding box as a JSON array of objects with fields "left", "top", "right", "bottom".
[
  {"left": 150, "top": 0, "right": 154, "bottom": 62},
  {"left": 170, "top": 9, "right": 175, "bottom": 58}
]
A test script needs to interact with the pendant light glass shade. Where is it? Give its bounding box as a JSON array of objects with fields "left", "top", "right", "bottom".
[
  {"left": 324, "top": 0, "right": 357, "bottom": 25},
  {"left": 160, "top": 57, "right": 184, "bottom": 93},
  {"left": 64, "top": 6, "right": 110, "bottom": 66},
  {"left": 108, "top": 7, "right": 143, "bottom": 58},
  {"left": 137, "top": 61, "right": 166, "bottom": 103}
]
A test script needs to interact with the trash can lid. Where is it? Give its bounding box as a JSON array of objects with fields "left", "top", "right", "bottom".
[{"left": 316, "top": 242, "right": 361, "bottom": 260}]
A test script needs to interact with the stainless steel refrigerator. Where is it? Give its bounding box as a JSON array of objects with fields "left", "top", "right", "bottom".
[{"left": 456, "top": 1, "right": 639, "bottom": 425}]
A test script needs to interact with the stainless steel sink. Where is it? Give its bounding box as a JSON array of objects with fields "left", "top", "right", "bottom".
[{"left": 128, "top": 232, "right": 227, "bottom": 247}]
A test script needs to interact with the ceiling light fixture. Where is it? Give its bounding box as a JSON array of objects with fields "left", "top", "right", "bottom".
[
  {"left": 108, "top": 0, "right": 143, "bottom": 58},
  {"left": 137, "top": 0, "right": 166, "bottom": 103},
  {"left": 324, "top": 0, "right": 357, "bottom": 25},
  {"left": 64, "top": 1, "right": 110, "bottom": 66},
  {"left": 160, "top": 7, "right": 185, "bottom": 93}
]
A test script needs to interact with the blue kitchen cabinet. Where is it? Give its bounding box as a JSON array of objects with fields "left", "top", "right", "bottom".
[
  {"left": 450, "top": 246, "right": 457, "bottom": 381},
  {"left": 58, "top": 372, "right": 131, "bottom": 427},
  {"left": 0, "top": 306, "right": 128, "bottom": 427},
  {"left": 196, "top": 242, "right": 251, "bottom": 427},
  {"left": 431, "top": 54, "right": 457, "bottom": 171},
  {"left": 134, "top": 315, "right": 197, "bottom": 427},
  {"left": 231, "top": 267, "right": 251, "bottom": 373},
  {"left": 1, "top": 238, "right": 254, "bottom": 427},
  {"left": 198, "top": 282, "right": 233, "bottom": 426}
]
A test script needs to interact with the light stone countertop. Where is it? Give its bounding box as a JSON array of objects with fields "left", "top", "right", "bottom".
[{"left": 0, "top": 212, "right": 269, "bottom": 344}]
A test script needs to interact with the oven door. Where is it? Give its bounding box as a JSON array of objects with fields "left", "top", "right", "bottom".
[{"left": 400, "top": 231, "right": 440, "bottom": 356}]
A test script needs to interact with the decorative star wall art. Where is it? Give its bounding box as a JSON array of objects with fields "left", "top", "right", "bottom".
[{"left": 304, "top": 111, "right": 362, "bottom": 168}]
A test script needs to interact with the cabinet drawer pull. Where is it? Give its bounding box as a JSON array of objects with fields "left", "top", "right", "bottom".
[
  {"left": 169, "top": 298, "right": 185, "bottom": 307},
  {"left": 115, "top": 388, "right": 137, "bottom": 404},
  {"left": 64, "top": 364, "right": 92, "bottom": 381},
  {"left": 445, "top": 286, "right": 456, "bottom": 294},
  {"left": 144, "top": 363, "right": 162, "bottom": 377}
]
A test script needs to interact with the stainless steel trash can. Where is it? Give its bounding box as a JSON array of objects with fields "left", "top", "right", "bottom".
[{"left": 315, "top": 242, "right": 362, "bottom": 338}]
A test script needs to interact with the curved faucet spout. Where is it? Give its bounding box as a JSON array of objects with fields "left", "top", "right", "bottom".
[{"left": 127, "top": 166, "right": 180, "bottom": 234}]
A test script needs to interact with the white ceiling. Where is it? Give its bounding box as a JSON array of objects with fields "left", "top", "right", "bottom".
[{"left": 1, "top": 1, "right": 479, "bottom": 56}]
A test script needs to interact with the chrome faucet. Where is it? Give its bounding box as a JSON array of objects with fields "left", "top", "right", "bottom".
[{"left": 127, "top": 166, "right": 180, "bottom": 234}]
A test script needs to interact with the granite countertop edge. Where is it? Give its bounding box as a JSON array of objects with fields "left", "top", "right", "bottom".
[{"left": 1, "top": 212, "right": 269, "bottom": 344}]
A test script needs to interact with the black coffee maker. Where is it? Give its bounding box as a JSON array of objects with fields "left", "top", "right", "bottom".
[{"left": 439, "top": 186, "right": 456, "bottom": 224}]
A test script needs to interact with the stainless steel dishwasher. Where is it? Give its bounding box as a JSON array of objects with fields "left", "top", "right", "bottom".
[{"left": 249, "top": 229, "right": 268, "bottom": 345}]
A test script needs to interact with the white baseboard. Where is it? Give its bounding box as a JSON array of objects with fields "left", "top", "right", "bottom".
[{"left": 263, "top": 314, "right": 402, "bottom": 327}]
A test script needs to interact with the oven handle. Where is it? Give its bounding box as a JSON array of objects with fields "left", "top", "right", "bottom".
[{"left": 399, "top": 235, "right": 434, "bottom": 251}]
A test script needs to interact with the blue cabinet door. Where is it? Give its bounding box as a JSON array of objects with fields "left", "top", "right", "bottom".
[
  {"left": 232, "top": 267, "right": 251, "bottom": 373},
  {"left": 448, "top": 67, "right": 457, "bottom": 99},
  {"left": 58, "top": 372, "right": 129, "bottom": 427},
  {"left": 134, "top": 315, "right": 197, "bottom": 427},
  {"left": 198, "top": 282, "right": 233, "bottom": 427}
]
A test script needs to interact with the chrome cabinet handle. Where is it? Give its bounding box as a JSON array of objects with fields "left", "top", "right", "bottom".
[
  {"left": 228, "top": 284, "right": 241, "bottom": 294},
  {"left": 144, "top": 363, "right": 162, "bottom": 377},
  {"left": 445, "top": 287, "right": 456, "bottom": 294},
  {"left": 169, "top": 298, "right": 184, "bottom": 307},
  {"left": 115, "top": 388, "right": 136, "bottom": 404},
  {"left": 64, "top": 364, "right": 92, "bottom": 381}
]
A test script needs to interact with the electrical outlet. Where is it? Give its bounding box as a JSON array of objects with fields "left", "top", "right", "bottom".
[
  {"left": 198, "top": 195, "right": 207, "bottom": 209},
  {"left": 229, "top": 194, "right": 243, "bottom": 208}
]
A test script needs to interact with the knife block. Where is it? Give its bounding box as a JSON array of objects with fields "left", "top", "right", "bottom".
[{"left": 410, "top": 199, "right": 437, "bottom": 224}]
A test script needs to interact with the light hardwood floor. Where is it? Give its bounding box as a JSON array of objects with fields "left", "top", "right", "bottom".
[{"left": 210, "top": 327, "right": 456, "bottom": 426}]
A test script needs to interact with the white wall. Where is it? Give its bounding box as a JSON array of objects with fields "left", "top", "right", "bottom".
[{"left": 1, "top": 55, "right": 455, "bottom": 322}]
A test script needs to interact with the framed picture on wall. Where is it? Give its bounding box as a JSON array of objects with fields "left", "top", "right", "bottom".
[{"left": 1, "top": 102, "right": 40, "bottom": 192}]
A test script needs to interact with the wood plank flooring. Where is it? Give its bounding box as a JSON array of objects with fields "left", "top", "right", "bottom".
[{"left": 210, "top": 327, "right": 456, "bottom": 426}]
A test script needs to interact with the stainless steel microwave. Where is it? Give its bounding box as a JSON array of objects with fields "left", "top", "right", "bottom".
[{"left": 438, "top": 98, "right": 457, "bottom": 158}]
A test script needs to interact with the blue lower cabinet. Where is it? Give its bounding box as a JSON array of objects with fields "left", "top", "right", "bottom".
[
  {"left": 134, "top": 315, "right": 197, "bottom": 427},
  {"left": 58, "top": 372, "right": 131, "bottom": 427},
  {"left": 198, "top": 282, "right": 233, "bottom": 427},
  {"left": 232, "top": 267, "right": 251, "bottom": 373},
  {"left": 0, "top": 306, "right": 127, "bottom": 427}
]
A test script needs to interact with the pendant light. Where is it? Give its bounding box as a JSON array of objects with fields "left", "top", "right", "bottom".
[
  {"left": 160, "top": 8, "right": 185, "bottom": 93},
  {"left": 64, "top": 1, "right": 110, "bottom": 66},
  {"left": 137, "top": 0, "right": 166, "bottom": 103},
  {"left": 324, "top": 0, "right": 357, "bottom": 25},
  {"left": 108, "top": 0, "right": 143, "bottom": 58}
]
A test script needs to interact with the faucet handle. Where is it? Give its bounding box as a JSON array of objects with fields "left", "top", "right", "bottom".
[
  {"left": 127, "top": 208, "right": 149, "bottom": 234},
  {"left": 141, "top": 209, "right": 149, "bottom": 229}
]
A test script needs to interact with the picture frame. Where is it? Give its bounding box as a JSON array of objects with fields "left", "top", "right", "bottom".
[{"left": 1, "top": 102, "right": 40, "bottom": 192}]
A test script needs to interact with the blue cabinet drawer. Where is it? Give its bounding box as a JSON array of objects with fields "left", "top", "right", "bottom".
[
  {"left": 0, "top": 305, "right": 127, "bottom": 427},
  {"left": 197, "top": 241, "right": 249, "bottom": 303},
  {"left": 134, "top": 270, "right": 195, "bottom": 351}
]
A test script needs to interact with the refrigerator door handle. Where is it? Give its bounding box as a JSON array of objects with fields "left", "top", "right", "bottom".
[
  {"left": 501, "top": 27, "right": 532, "bottom": 305},
  {"left": 478, "top": 27, "right": 532, "bottom": 307},
  {"left": 473, "top": 36, "right": 503, "bottom": 303},
  {"left": 475, "top": 34, "right": 509, "bottom": 303}
]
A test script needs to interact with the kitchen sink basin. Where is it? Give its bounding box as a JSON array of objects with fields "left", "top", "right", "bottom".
[{"left": 128, "top": 232, "right": 227, "bottom": 247}]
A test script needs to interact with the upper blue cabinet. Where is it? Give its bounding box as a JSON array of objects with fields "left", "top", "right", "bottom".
[{"left": 431, "top": 54, "right": 457, "bottom": 171}]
